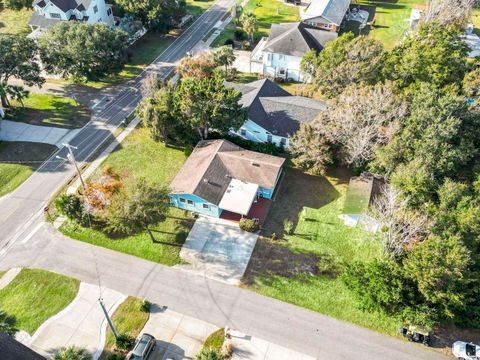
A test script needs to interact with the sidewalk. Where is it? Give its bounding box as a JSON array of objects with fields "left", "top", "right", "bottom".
[
  {"left": 26, "top": 282, "right": 125, "bottom": 359},
  {"left": 0, "top": 120, "right": 80, "bottom": 147}
]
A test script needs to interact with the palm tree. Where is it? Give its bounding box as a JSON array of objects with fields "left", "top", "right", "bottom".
[
  {"left": 0, "top": 82, "right": 29, "bottom": 108},
  {"left": 240, "top": 12, "right": 258, "bottom": 43},
  {"left": 54, "top": 346, "right": 92, "bottom": 360},
  {"left": 214, "top": 46, "right": 236, "bottom": 73},
  {"left": 0, "top": 310, "right": 17, "bottom": 336}
]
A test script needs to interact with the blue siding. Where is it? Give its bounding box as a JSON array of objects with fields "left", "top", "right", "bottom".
[
  {"left": 233, "top": 119, "right": 289, "bottom": 148},
  {"left": 170, "top": 193, "right": 222, "bottom": 217}
]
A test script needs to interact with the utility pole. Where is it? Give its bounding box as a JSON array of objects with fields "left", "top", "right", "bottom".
[
  {"left": 63, "top": 143, "right": 86, "bottom": 192},
  {"left": 99, "top": 298, "right": 118, "bottom": 340}
]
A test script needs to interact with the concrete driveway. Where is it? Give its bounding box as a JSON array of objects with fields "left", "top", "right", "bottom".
[
  {"left": 27, "top": 282, "right": 125, "bottom": 359},
  {"left": 141, "top": 305, "right": 218, "bottom": 360},
  {"left": 177, "top": 216, "right": 258, "bottom": 285}
]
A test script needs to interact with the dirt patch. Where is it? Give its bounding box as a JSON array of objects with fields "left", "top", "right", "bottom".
[{"left": 431, "top": 324, "right": 480, "bottom": 356}]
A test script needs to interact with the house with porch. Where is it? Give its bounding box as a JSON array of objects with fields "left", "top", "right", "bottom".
[
  {"left": 301, "top": 0, "right": 351, "bottom": 32},
  {"left": 225, "top": 79, "right": 326, "bottom": 148},
  {"left": 170, "top": 139, "right": 285, "bottom": 222},
  {"left": 29, "top": 0, "right": 115, "bottom": 35},
  {"left": 254, "top": 22, "right": 338, "bottom": 81}
]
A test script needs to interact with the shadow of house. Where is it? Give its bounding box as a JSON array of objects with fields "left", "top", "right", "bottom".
[{"left": 261, "top": 167, "right": 340, "bottom": 237}]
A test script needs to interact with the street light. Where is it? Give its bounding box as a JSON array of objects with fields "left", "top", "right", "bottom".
[{"left": 56, "top": 143, "right": 86, "bottom": 192}]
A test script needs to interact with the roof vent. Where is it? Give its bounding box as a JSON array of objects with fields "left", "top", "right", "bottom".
[
  {"left": 203, "top": 178, "right": 209, "bottom": 184},
  {"left": 251, "top": 162, "right": 260, "bottom": 167}
]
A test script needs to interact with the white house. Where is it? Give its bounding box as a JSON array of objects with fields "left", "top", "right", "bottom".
[
  {"left": 226, "top": 79, "right": 326, "bottom": 148},
  {"left": 29, "top": 0, "right": 115, "bottom": 34},
  {"left": 301, "top": 0, "right": 351, "bottom": 32},
  {"left": 253, "top": 22, "right": 338, "bottom": 82}
]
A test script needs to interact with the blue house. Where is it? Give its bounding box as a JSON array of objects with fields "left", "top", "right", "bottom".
[
  {"left": 170, "top": 139, "right": 285, "bottom": 219},
  {"left": 225, "top": 79, "right": 326, "bottom": 148}
]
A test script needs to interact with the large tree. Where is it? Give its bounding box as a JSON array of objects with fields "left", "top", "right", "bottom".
[
  {"left": 39, "top": 22, "right": 128, "bottom": 81},
  {"left": 3, "top": 0, "right": 31, "bottom": 10},
  {"left": 177, "top": 52, "right": 217, "bottom": 79},
  {"left": 115, "top": 0, "right": 186, "bottom": 31},
  {"left": 107, "top": 178, "right": 170, "bottom": 241},
  {"left": 240, "top": 12, "right": 258, "bottom": 43},
  {"left": 138, "top": 84, "right": 177, "bottom": 145},
  {"left": 423, "top": 0, "right": 474, "bottom": 28},
  {"left": 289, "top": 123, "right": 332, "bottom": 175},
  {"left": 315, "top": 82, "right": 407, "bottom": 167},
  {"left": 175, "top": 75, "right": 246, "bottom": 139},
  {"left": 309, "top": 34, "right": 384, "bottom": 98},
  {"left": 0, "top": 34, "right": 43, "bottom": 107},
  {"left": 383, "top": 23, "right": 469, "bottom": 90}
]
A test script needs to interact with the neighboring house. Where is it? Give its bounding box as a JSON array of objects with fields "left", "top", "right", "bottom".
[
  {"left": 0, "top": 332, "right": 46, "bottom": 360},
  {"left": 409, "top": 4, "right": 427, "bottom": 29},
  {"left": 254, "top": 22, "right": 338, "bottom": 81},
  {"left": 170, "top": 139, "right": 285, "bottom": 219},
  {"left": 340, "top": 172, "right": 385, "bottom": 232},
  {"left": 225, "top": 79, "right": 326, "bottom": 148},
  {"left": 29, "top": 0, "right": 115, "bottom": 34},
  {"left": 301, "top": 0, "right": 352, "bottom": 32}
]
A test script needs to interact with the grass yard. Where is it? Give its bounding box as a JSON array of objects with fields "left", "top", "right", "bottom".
[
  {"left": 0, "top": 269, "right": 79, "bottom": 334},
  {"left": 345, "top": 0, "right": 426, "bottom": 49},
  {"left": 244, "top": 167, "right": 399, "bottom": 336},
  {"left": 100, "top": 297, "right": 149, "bottom": 359},
  {"left": 0, "top": 141, "right": 58, "bottom": 197},
  {"left": 59, "top": 128, "right": 194, "bottom": 265},
  {"left": 8, "top": 93, "right": 90, "bottom": 129},
  {"left": 187, "top": 0, "right": 216, "bottom": 18},
  {"left": 203, "top": 328, "right": 225, "bottom": 352},
  {"left": 0, "top": 8, "right": 32, "bottom": 35}
]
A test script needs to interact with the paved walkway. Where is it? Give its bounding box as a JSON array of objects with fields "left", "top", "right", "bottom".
[
  {"left": 26, "top": 282, "right": 125, "bottom": 359},
  {"left": 0, "top": 120, "right": 80, "bottom": 147},
  {"left": 177, "top": 216, "right": 258, "bottom": 285},
  {"left": 0, "top": 267, "right": 21, "bottom": 290},
  {"left": 0, "top": 224, "right": 449, "bottom": 360}
]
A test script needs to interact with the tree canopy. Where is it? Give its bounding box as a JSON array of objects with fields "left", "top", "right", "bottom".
[{"left": 39, "top": 22, "right": 129, "bottom": 81}]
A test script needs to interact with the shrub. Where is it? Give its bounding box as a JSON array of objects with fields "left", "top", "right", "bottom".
[
  {"left": 234, "top": 29, "right": 245, "bottom": 40},
  {"left": 239, "top": 218, "right": 258, "bottom": 232},
  {"left": 195, "top": 348, "right": 224, "bottom": 360},
  {"left": 115, "top": 333, "right": 132, "bottom": 351},
  {"left": 54, "top": 346, "right": 92, "bottom": 360},
  {"left": 224, "top": 39, "right": 235, "bottom": 46},
  {"left": 3, "top": 0, "right": 31, "bottom": 10},
  {"left": 283, "top": 218, "right": 293, "bottom": 235},
  {"left": 140, "top": 299, "right": 151, "bottom": 313},
  {"left": 184, "top": 144, "right": 193, "bottom": 156},
  {"left": 240, "top": 41, "right": 251, "bottom": 50},
  {"left": 209, "top": 132, "right": 283, "bottom": 155},
  {"left": 55, "top": 194, "right": 84, "bottom": 222},
  {"left": 220, "top": 339, "right": 233, "bottom": 358}
]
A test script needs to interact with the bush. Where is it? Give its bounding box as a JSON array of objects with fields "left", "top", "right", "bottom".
[
  {"left": 239, "top": 218, "right": 258, "bottom": 232},
  {"left": 54, "top": 346, "right": 92, "bottom": 360},
  {"left": 115, "top": 333, "right": 132, "bottom": 351},
  {"left": 3, "top": 0, "right": 31, "bottom": 10},
  {"left": 240, "top": 41, "right": 251, "bottom": 50},
  {"left": 55, "top": 193, "right": 84, "bottom": 222},
  {"left": 283, "top": 218, "right": 293, "bottom": 235},
  {"left": 195, "top": 348, "right": 224, "bottom": 360},
  {"left": 220, "top": 339, "right": 233, "bottom": 358},
  {"left": 140, "top": 299, "right": 151, "bottom": 313},
  {"left": 184, "top": 144, "right": 193, "bottom": 156},
  {"left": 224, "top": 39, "right": 235, "bottom": 46},
  {"left": 234, "top": 29, "right": 245, "bottom": 40}
]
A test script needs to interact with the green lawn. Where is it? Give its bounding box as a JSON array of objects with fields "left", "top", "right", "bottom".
[
  {"left": 0, "top": 141, "right": 58, "bottom": 197},
  {"left": 0, "top": 8, "right": 32, "bottom": 35},
  {"left": 59, "top": 128, "right": 194, "bottom": 265},
  {"left": 244, "top": 167, "right": 399, "bottom": 336},
  {"left": 100, "top": 297, "right": 149, "bottom": 359},
  {"left": 8, "top": 93, "right": 90, "bottom": 129},
  {"left": 187, "top": 0, "right": 216, "bottom": 18},
  {"left": 345, "top": 0, "right": 426, "bottom": 49},
  {"left": 0, "top": 269, "right": 79, "bottom": 334},
  {"left": 203, "top": 328, "right": 225, "bottom": 352}
]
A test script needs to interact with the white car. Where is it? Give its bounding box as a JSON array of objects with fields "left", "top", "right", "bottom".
[{"left": 453, "top": 341, "right": 480, "bottom": 359}]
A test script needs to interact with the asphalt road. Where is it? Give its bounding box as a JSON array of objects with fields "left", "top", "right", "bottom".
[
  {"left": 0, "top": 225, "right": 449, "bottom": 360},
  {"left": 0, "top": 0, "right": 233, "bottom": 256}
]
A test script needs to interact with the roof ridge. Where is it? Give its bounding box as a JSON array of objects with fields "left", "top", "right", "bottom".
[
  {"left": 219, "top": 149, "right": 279, "bottom": 166},
  {"left": 265, "top": 23, "right": 309, "bottom": 53},
  {"left": 191, "top": 139, "right": 226, "bottom": 190},
  {"left": 259, "top": 96, "right": 325, "bottom": 109}
]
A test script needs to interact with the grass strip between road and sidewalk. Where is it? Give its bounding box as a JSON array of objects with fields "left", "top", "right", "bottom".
[{"left": 0, "top": 268, "right": 79, "bottom": 334}]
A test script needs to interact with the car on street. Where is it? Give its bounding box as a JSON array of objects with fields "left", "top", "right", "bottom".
[
  {"left": 452, "top": 341, "right": 480, "bottom": 360},
  {"left": 126, "top": 333, "right": 156, "bottom": 360}
]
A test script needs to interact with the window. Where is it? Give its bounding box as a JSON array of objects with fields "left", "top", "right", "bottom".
[
  {"left": 267, "top": 134, "right": 273, "bottom": 143},
  {"left": 280, "top": 138, "right": 286, "bottom": 146},
  {"left": 323, "top": 23, "right": 333, "bottom": 29},
  {"left": 187, "top": 200, "right": 194, "bottom": 205},
  {"left": 179, "top": 198, "right": 186, "bottom": 203},
  {"left": 93, "top": 5, "right": 98, "bottom": 13},
  {"left": 50, "top": 12, "right": 61, "bottom": 18},
  {"left": 107, "top": 8, "right": 112, "bottom": 16},
  {"left": 240, "top": 129, "right": 246, "bottom": 136},
  {"left": 202, "top": 204, "right": 209, "bottom": 209}
]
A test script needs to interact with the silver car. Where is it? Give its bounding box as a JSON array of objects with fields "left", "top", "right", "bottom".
[{"left": 126, "top": 333, "right": 156, "bottom": 360}]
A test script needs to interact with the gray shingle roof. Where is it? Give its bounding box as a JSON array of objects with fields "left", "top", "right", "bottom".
[
  {"left": 263, "top": 22, "right": 338, "bottom": 57},
  {"left": 225, "top": 79, "right": 326, "bottom": 137},
  {"left": 170, "top": 140, "right": 285, "bottom": 205},
  {"left": 29, "top": 12, "right": 62, "bottom": 29},
  {"left": 34, "top": 0, "right": 93, "bottom": 13},
  {"left": 0, "top": 332, "right": 46, "bottom": 360},
  {"left": 303, "top": 0, "right": 351, "bottom": 26}
]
